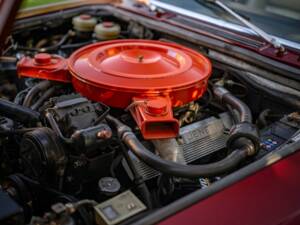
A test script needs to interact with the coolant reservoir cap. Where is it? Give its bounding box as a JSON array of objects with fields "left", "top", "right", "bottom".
[
  {"left": 102, "top": 21, "right": 114, "bottom": 28},
  {"left": 79, "top": 14, "right": 92, "bottom": 20}
]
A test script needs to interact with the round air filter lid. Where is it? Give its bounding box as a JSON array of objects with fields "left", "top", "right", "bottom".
[
  {"left": 17, "top": 39, "right": 212, "bottom": 139},
  {"left": 68, "top": 40, "right": 211, "bottom": 93}
]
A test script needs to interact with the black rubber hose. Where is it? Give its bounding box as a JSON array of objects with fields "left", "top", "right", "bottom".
[
  {"left": 0, "top": 99, "right": 40, "bottom": 124},
  {"left": 30, "top": 86, "right": 57, "bottom": 110},
  {"left": 256, "top": 109, "right": 271, "bottom": 129},
  {"left": 213, "top": 86, "right": 252, "bottom": 123},
  {"left": 106, "top": 115, "right": 249, "bottom": 178},
  {"left": 23, "top": 80, "right": 52, "bottom": 107},
  {"left": 0, "top": 128, "right": 38, "bottom": 135},
  {"left": 123, "top": 133, "right": 248, "bottom": 178}
]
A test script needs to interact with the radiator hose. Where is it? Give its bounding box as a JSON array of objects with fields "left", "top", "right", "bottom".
[
  {"left": 107, "top": 86, "right": 260, "bottom": 178},
  {"left": 212, "top": 85, "right": 260, "bottom": 151},
  {"left": 213, "top": 85, "right": 252, "bottom": 123},
  {"left": 106, "top": 115, "right": 255, "bottom": 178}
]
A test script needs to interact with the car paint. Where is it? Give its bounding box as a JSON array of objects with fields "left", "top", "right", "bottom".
[
  {"left": 117, "top": 1, "right": 300, "bottom": 69},
  {"left": 159, "top": 149, "right": 300, "bottom": 225}
]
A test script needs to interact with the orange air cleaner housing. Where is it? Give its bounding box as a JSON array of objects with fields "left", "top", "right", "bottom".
[{"left": 17, "top": 40, "right": 212, "bottom": 139}]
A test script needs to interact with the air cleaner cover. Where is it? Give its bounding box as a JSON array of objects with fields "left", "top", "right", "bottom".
[{"left": 18, "top": 40, "right": 212, "bottom": 139}]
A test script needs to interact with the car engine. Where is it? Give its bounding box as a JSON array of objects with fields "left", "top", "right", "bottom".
[{"left": 0, "top": 6, "right": 299, "bottom": 225}]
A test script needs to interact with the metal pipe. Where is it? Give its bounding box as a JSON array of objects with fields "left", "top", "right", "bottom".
[
  {"left": 206, "top": 0, "right": 284, "bottom": 51},
  {"left": 152, "top": 139, "right": 186, "bottom": 164}
]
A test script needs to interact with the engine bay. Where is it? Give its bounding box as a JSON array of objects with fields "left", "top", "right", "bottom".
[{"left": 0, "top": 5, "right": 300, "bottom": 225}]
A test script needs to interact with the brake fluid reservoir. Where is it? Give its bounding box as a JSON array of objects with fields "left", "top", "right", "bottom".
[
  {"left": 72, "top": 14, "right": 97, "bottom": 33},
  {"left": 94, "top": 22, "right": 121, "bottom": 40}
]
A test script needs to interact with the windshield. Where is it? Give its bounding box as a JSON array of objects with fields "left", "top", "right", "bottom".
[{"left": 159, "top": 0, "right": 300, "bottom": 45}]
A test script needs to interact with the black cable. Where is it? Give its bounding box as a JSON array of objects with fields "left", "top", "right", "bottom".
[
  {"left": 12, "top": 174, "right": 92, "bottom": 225},
  {"left": 0, "top": 127, "right": 38, "bottom": 135},
  {"left": 110, "top": 153, "right": 123, "bottom": 178},
  {"left": 30, "top": 86, "right": 57, "bottom": 110},
  {"left": 256, "top": 109, "right": 271, "bottom": 129},
  {"left": 119, "top": 142, "right": 153, "bottom": 209},
  {"left": 23, "top": 80, "right": 51, "bottom": 107},
  {"left": 17, "top": 31, "right": 71, "bottom": 52}
]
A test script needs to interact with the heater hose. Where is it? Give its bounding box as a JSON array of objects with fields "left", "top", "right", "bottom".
[
  {"left": 213, "top": 85, "right": 260, "bottom": 152},
  {"left": 213, "top": 85, "right": 252, "bottom": 123},
  {"left": 106, "top": 115, "right": 252, "bottom": 178}
]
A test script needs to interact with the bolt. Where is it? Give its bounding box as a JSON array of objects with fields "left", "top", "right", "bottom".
[
  {"left": 137, "top": 55, "right": 144, "bottom": 62},
  {"left": 97, "top": 128, "right": 112, "bottom": 139}
]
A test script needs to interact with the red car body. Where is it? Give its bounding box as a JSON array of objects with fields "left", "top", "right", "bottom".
[
  {"left": 160, "top": 150, "right": 300, "bottom": 225},
  {"left": 1, "top": 1, "right": 300, "bottom": 225}
]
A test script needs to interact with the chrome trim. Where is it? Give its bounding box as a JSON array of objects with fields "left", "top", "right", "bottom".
[
  {"left": 149, "top": 0, "right": 300, "bottom": 50},
  {"left": 210, "top": 0, "right": 284, "bottom": 51}
]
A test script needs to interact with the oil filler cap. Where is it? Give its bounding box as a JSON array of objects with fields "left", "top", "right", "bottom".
[
  {"left": 34, "top": 53, "right": 52, "bottom": 65},
  {"left": 98, "top": 177, "right": 121, "bottom": 196}
]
